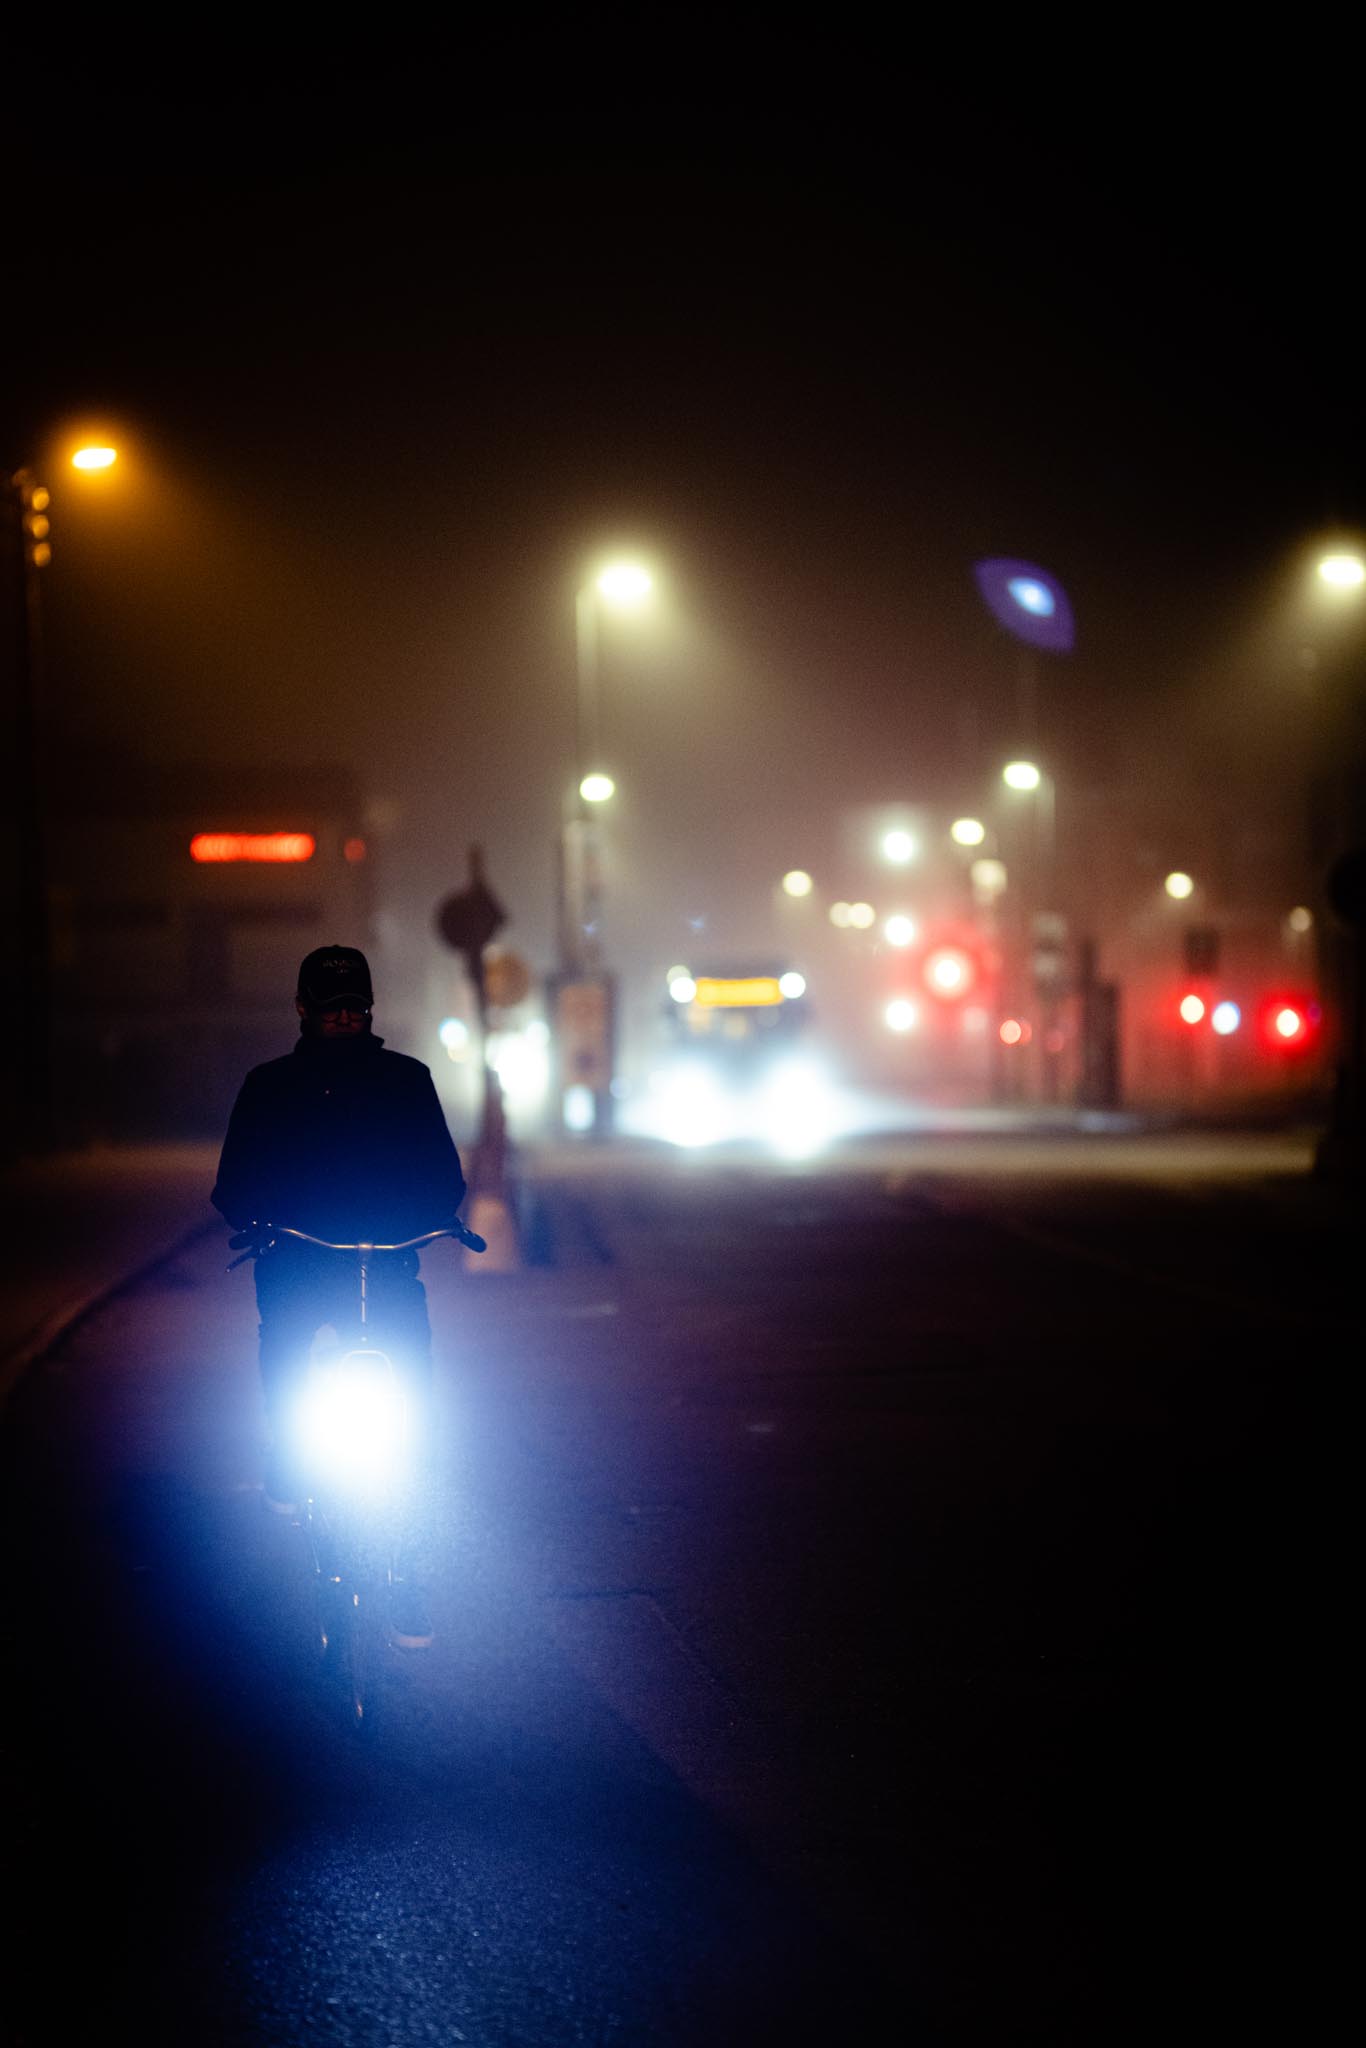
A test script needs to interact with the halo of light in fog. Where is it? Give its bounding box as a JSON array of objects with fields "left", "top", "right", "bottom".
[
  {"left": 1211, "top": 1001, "right": 1241, "bottom": 1035},
  {"left": 881, "top": 829, "right": 917, "bottom": 864},
  {"left": 71, "top": 445, "right": 117, "bottom": 471},
  {"left": 950, "top": 818, "right": 986, "bottom": 846},
  {"left": 580, "top": 772, "right": 615, "bottom": 803},
  {"left": 1179, "top": 993, "right": 1206, "bottom": 1024},
  {"left": 778, "top": 972, "right": 806, "bottom": 998},
  {"left": 848, "top": 902, "right": 876, "bottom": 929},
  {"left": 595, "top": 561, "right": 654, "bottom": 607},
  {"left": 884, "top": 914, "right": 916, "bottom": 947},
  {"left": 829, "top": 902, "right": 853, "bottom": 928},
  {"left": 782, "top": 869, "right": 814, "bottom": 897},
  {"left": 1288, "top": 906, "right": 1313, "bottom": 932},
  {"left": 885, "top": 998, "right": 920, "bottom": 1032},
  {"left": 1007, "top": 577, "right": 1055, "bottom": 617},
  {"left": 974, "top": 558, "right": 1076, "bottom": 653},
  {"left": 1317, "top": 552, "right": 1365, "bottom": 589},
  {"left": 1002, "top": 761, "right": 1042, "bottom": 791},
  {"left": 564, "top": 1084, "right": 595, "bottom": 1132},
  {"left": 970, "top": 858, "right": 1008, "bottom": 899},
  {"left": 1165, "top": 871, "right": 1195, "bottom": 899},
  {"left": 668, "top": 974, "right": 697, "bottom": 1004},
  {"left": 923, "top": 946, "right": 974, "bottom": 998}
]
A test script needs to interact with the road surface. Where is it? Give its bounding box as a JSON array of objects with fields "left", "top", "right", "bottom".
[{"left": 1, "top": 1130, "right": 1353, "bottom": 2044}]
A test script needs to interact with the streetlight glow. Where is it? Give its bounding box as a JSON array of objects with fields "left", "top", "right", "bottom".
[
  {"left": 72, "top": 446, "right": 117, "bottom": 471},
  {"left": 580, "top": 772, "right": 615, "bottom": 803},
  {"left": 848, "top": 901, "right": 876, "bottom": 929},
  {"left": 1165, "top": 871, "right": 1195, "bottom": 900},
  {"left": 782, "top": 869, "right": 813, "bottom": 897},
  {"left": 950, "top": 817, "right": 986, "bottom": 846},
  {"left": 1317, "top": 552, "right": 1365, "bottom": 590},
  {"left": 1288, "top": 906, "right": 1313, "bottom": 933},
  {"left": 596, "top": 561, "right": 653, "bottom": 608},
  {"left": 1002, "top": 761, "right": 1042, "bottom": 791},
  {"left": 884, "top": 914, "right": 916, "bottom": 947},
  {"left": 881, "top": 829, "right": 917, "bottom": 864},
  {"left": 778, "top": 972, "right": 806, "bottom": 999},
  {"left": 885, "top": 998, "right": 919, "bottom": 1033}
]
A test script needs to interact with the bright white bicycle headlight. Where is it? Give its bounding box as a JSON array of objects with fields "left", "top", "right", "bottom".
[{"left": 300, "top": 1354, "right": 407, "bottom": 1487}]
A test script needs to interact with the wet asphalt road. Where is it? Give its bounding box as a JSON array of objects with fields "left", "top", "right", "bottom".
[{"left": 1, "top": 1133, "right": 1355, "bottom": 2045}]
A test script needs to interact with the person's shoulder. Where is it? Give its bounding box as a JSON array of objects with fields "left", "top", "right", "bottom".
[
  {"left": 376, "top": 1047, "right": 437, "bottom": 1084},
  {"left": 237, "top": 1050, "right": 304, "bottom": 1090}
]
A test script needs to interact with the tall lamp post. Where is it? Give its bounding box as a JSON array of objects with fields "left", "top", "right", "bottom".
[
  {"left": 1308, "top": 546, "right": 1366, "bottom": 1179},
  {"left": 555, "top": 557, "right": 654, "bottom": 1135},
  {"left": 5, "top": 441, "right": 119, "bottom": 1153}
]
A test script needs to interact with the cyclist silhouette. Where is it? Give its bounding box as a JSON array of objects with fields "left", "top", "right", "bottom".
[{"left": 212, "top": 945, "right": 465, "bottom": 1643}]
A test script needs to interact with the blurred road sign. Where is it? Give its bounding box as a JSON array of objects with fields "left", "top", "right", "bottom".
[{"left": 556, "top": 979, "right": 612, "bottom": 1089}]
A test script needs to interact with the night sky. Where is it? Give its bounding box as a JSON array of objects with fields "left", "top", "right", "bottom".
[{"left": 11, "top": 44, "right": 1361, "bottom": 975}]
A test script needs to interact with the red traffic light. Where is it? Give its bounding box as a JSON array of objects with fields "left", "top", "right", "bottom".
[{"left": 1257, "top": 994, "right": 1319, "bottom": 1051}]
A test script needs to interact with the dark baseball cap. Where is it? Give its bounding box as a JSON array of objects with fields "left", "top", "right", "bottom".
[{"left": 297, "top": 944, "right": 373, "bottom": 1008}]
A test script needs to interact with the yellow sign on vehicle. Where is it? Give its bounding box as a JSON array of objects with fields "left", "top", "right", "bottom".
[{"left": 693, "top": 976, "right": 784, "bottom": 1008}]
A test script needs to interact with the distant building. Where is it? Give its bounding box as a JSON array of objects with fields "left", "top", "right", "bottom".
[{"left": 46, "top": 758, "right": 372, "bottom": 1140}]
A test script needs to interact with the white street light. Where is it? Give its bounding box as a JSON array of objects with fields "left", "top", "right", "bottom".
[
  {"left": 881, "top": 829, "right": 917, "bottom": 864},
  {"left": 1317, "top": 552, "right": 1365, "bottom": 590},
  {"left": 580, "top": 772, "right": 615, "bottom": 803},
  {"left": 1165, "top": 871, "right": 1194, "bottom": 900},
  {"left": 848, "top": 901, "right": 876, "bottom": 929},
  {"left": 884, "top": 914, "right": 916, "bottom": 947},
  {"left": 1002, "top": 760, "right": 1042, "bottom": 792},
  {"left": 950, "top": 817, "right": 986, "bottom": 846},
  {"left": 782, "top": 869, "right": 814, "bottom": 897}
]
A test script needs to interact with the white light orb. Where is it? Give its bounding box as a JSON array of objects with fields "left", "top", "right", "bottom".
[
  {"left": 1002, "top": 761, "right": 1042, "bottom": 791},
  {"left": 782, "top": 869, "right": 814, "bottom": 897},
  {"left": 950, "top": 817, "right": 986, "bottom": 846},
  {"left": 668, "top": 974, "right": 697, "bottom": 1004},
  {"left": 580, "top": 771, "right": 616, "bottom": 803},
  {"left": 880, "top": 829, "right": 917, "bottom": 864},
  {"left": 1165, "top": 871, "right": 1195, "bottom": 900},
  {"left": 778, "top": 971, "right": 806, "bottom": 999},
  {"left": 884, "top": 914, "right": 916, "bottom": 947},
  {"left": 885, "top": 997, "right": 919, "bottom": 1033}
]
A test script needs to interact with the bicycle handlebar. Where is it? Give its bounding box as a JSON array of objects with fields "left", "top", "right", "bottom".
[{"left": 227, "top": 1219, "right": 486, "bottom": 1268}]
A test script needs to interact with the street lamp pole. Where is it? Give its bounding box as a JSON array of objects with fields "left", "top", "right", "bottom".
[{"left": 7, "top": 467, "right": 54, "bottom": 1152}]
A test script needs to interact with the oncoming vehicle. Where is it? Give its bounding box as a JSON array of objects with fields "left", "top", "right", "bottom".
[
  {"left": 634, "top": 963, "right": 837, "bottom": 1153},
  {"left": 229, "top": 1217, "right": 485, "bottom": 1735}
]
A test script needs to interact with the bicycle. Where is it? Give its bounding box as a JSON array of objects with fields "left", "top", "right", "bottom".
[{"left": 229, "top": 1218, "right": 486, "bottom": 1735}]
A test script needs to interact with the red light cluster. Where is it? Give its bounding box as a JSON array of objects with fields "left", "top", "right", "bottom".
[{"left": 190, "top": 832, "right": 316, "bottom": 864}]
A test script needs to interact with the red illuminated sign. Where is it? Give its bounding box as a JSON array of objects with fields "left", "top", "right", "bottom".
[{"left": 190, "top": 833, "right": 316, "bottom": 864}]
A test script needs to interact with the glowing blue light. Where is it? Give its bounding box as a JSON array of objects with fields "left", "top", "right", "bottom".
[
  {"left": 973, "top": 558, "right": 1075, "bottom": 653},
  {"left": 1008, "top": 577, "right": 1055, "bottom": 617},
  {"left": 1211, "top": 1001, "right": 1241, "bottom": 1036}
]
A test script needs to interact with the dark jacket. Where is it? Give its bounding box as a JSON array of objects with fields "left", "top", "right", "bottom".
[{"left": 212, "top": 1033, "right": 465, "bottom": 1244}]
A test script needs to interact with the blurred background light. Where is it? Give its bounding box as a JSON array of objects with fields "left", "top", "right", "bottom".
[
  {"left": 950, "top": 817, "right": 986, "bottom": 846},
  {"left": 1288, "top": 905, "right": 1313, "bottom": 932},
  {"left": 1317, "top": 552, "right": 1365, "bottom": 589},
  {"left": 847, "top": 901, "right": 876, "bottom": 929},
  {"left": 1179, "top": 993, "right": 1206, "bottom": 1024},
  {"left": 1211, "top": 1001, "right": 1241, "bottom": 1035},
  {"left": 1002, "top": 760, "right": 1041, "bottom": 791},
  {"left": 974, "top": 557, "right": 1075, "bottom": 652},
  {"left": 668, "top": 973, "right": 697, "bottom": 1004},
  {"left": 781, "top": 869, "right": 813, "bottom": 897},
  {"left": 885, "top": 998, "right": 920, "bottom": 1033},
  {"left": 71, "top": 445, "right": 117, "bottom": 471},
  {"left": 778, "top": 971, "right": 806, "bottom": 998},
  {"left": 883, "top": 914, "right": 916, "bottom": 947},
  {"left": 970, "top": 858, "right": 1008, "bottom": 900},
  {"left": 580, "top": 772, "right": 615, "bottom": 803},
  {"left": 1165, "top": 871, "right": 1195, "bottom": 899},
  {"left": 595, "top": 560, "right": 654, "bottom": 606},
  {"left": 829, "top": 901, "right": 853, "bottom": 928},
  {"left": 880, "top": 829, "right": 917, "bottom": 864}
]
